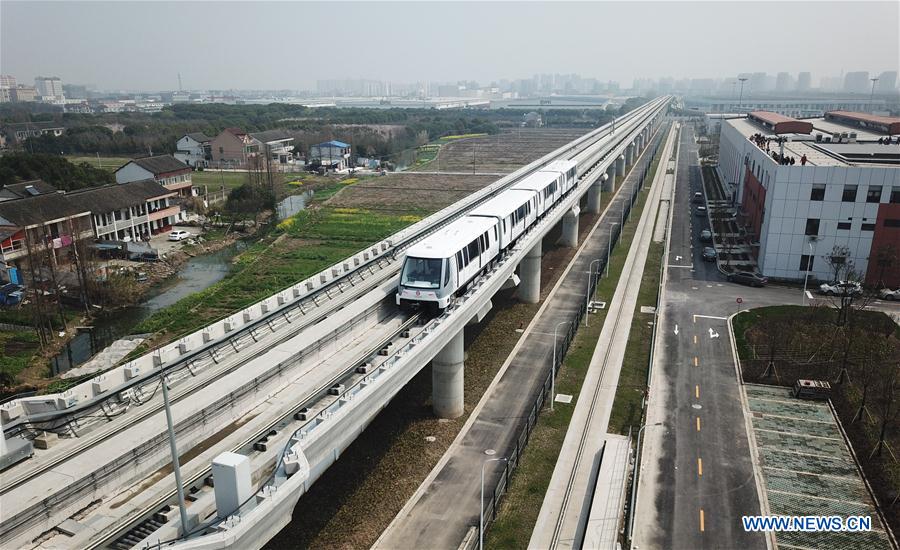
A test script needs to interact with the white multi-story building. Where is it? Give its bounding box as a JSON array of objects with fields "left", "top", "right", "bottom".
[
  {"left": 685, "top": 96, "right": 886, "bottom": 118},
  {"left": 34, "top": 76, "right": 64, "bottom": 101},
  {"left": 718, "top": 110, "right": 900, "bottom": 288},
  {"left": 174, "top": 133, "right": 211, "bottom": 168}
]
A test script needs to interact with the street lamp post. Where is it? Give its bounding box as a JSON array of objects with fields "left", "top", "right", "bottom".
[
  {"left": 480, "top": 457, "right": 508, "bottom": 550},
  {"left": 586, "top": 259, "right": 602, "bottom": 326},
  {"left": 607, "top": 222, "right": 619, "bottom": 276},
  {"left": 737, "top": 77, "right": 748, "bottom": 112},
  {"left": 869, "top": 77, "right": 880, "bottom": 113},
  {"left": 552, "top": 320, "right": 572, "bottom": 411},
  {"left": 161, "top": 375, "right": 190, "bottom": 535}
]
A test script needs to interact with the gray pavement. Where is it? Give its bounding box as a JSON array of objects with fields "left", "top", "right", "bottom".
[{"left": 376, "top": 126, "right": 667, "bottom": 550}]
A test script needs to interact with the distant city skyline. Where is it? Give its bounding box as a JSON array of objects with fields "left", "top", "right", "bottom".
[{"left": 2, "top": 1, "right": 898, "bottom": 92}]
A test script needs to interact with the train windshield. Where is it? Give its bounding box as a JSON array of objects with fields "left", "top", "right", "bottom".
[{"left": 400, "top": 257, "right": 444, "bottom": 289}]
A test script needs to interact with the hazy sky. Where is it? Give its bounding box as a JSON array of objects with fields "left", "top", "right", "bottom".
[{"left": 2, "top": 1, "right": 898, "bottom": 91}]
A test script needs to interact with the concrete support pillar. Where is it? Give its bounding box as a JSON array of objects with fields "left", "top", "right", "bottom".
[
  {"left": 432, "top": 331, "right": 464, "bottom": 419},
  {"left": 559, "top": 206, "right": 580, "bottom": 247},
  {"left": 636, "top": 134, "right": 643, "bottom": 153},
  {"left": 603, "top": 164, "right": 616, "bottom": 192},
  {"left": 616, "top": 154, "right": 626, "bottom": 178},
  {"left": 587, "top": 177, "right": 603, "bottom": 214},
  {"left": 626, "top": 143, "right": 635, "bottom": 166},
  {"left": 519, "top": 240, "right": 542, "bottom": 304}
]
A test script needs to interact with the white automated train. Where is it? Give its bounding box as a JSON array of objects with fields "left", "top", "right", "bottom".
[{"left": 396, "top": 159, "right": 578, "bottom": 311}]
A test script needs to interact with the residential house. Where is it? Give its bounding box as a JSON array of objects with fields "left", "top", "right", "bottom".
[
  {"left": 115, "top": 155, "right": 193, "bottom": 198},
  {"left": 210, "top": 127, "right": 258, "bottom": 168},
  {"left": 0, "top": 180, "right": 58, "bottom": 202},
  {"left": 69, "top": 179, "right": 178, "bottom": 241},
  {"left": 250, "top": 130, "right": 295, "bottom": 167},
  {"left": 309, "top": 140, "right": 351, "bottom": 171},
  {"left": 174, "top": 133, "right": 212, "bottom": 168},
  {"left": 0, "top": 121, "right": 65, "bottom": 149},
  {"left": 0, "top": 192, "right": 94, "bottom": 272}
]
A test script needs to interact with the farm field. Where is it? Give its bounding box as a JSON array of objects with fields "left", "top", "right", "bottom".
[
  {"left": 64, "top": 155, "right": 133, "bottom": 171},
  {"left": 411, "top": 127, "right": 588, "bottom": 173}
]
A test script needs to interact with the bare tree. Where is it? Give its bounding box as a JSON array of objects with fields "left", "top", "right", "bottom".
[
  {"left": 870, "top": 359, "right": 900, "bottom": 458},
  {"left": 850, "top": 333, "right": 895, "bottom": 423},
  {"left": 822, "top": 244, "right": 853, "bottom": 284},
  {"left": 872, "top": 244, "right": 898, "bottom": 289}
]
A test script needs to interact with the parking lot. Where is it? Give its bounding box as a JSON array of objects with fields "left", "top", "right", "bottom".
[{"left": 745, "top": 384, "right": 894, "bottom": 549}]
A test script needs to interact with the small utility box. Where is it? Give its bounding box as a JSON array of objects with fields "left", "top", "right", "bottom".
[
  {"left": 212, "top": 452, "right": 252, "bottom": 519},
  {"left": 792, "top": 379, "right": 831, "bottom": 400}
]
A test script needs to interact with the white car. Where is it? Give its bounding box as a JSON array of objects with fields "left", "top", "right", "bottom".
[
  {"left": 168, "top": 230, "right": 191, "bottom": 242},
  {"left": 879, "top": 288, "right": 900, "bottom": 301},
  {"left": 818, "top": 281, "right": 863, "bottom": 296}
]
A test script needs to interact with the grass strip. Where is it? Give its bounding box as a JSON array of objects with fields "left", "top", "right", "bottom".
[{"left": 487, "top": 134, "right": 667, "bottom": 548}]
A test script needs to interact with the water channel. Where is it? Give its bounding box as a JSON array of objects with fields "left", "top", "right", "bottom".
[{"left": 50, "top": 192, "right": 313, "bottom": 376}]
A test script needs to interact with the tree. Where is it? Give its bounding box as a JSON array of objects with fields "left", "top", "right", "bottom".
[
  {"left": 872, "top": 244, "right": 898, "bottom": 288},
  {"left": 822, "top": 244, "right": 853, "bottom": 284},
  {"left": 871, "top": 360, "right": 900, "bottom": 458},
  {"left": 850, "top": 332, "right": 895, "bottom": 423}
]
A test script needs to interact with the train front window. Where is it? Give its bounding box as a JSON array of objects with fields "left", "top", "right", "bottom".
[{"left": 401, "top": 257, "right": 444, "bottom": 289}]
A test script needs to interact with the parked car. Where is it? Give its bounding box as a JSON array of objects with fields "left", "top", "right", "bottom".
[
  {"left": 695, "top": 206, "right": 707, "bottom": 217},
  {"left": 168, "top": 230, "right": 191, "bottom": 242},
  {"left": 878, "top": 287, "right": 900, "bottom": 301},
  {"left": 818, "top": 281, "right": 863, "bottom": 296},
  {"left": 693, "top": 192, "right": 704, "bottom": 204},
  {"left": 699, "top": 229, "right": 713, "bottom": 243},
  {"left": 701, "top": 247, "right": 717, "bottom": 262},
  {"left": 0, "top": 283, "right": 25, "bottom": 306},
  {"left": 727, "top": 271, "right": 768, "bottom": 287}
]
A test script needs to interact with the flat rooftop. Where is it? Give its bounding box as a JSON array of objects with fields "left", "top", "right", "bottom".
[
  {"left": 726, "top": 116, "right": 899, "bottom": 168},
  {"left": 745, "top": 385, "right": 895, "bottom": 550}
]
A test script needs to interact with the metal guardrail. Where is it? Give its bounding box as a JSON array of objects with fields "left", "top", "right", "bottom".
[
  {"left": 1, "top": 97, "right": 668, "bottom": 434},
  {"left": 478, "top": 124, "right": 668, "bottom": 544}
]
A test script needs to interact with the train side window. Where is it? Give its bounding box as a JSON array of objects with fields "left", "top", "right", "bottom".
[
  {"left": 462, "top": 248, "right": 469, "bottom": 266},
  {"left": 444, "top": 260, "right": 450, "bottom": 285},
  {"left": 493, "top": 226, "right": 498, "bottom": 241},
  {"left": 456, "top": 251, "right": 463, "bottom": 268},
  {"left": 467, "top": 240, "right": 479, "bottom": 261}
]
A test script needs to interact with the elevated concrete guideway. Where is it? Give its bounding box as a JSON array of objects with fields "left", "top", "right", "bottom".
[
  {"left": 0, "top": 98, "right": 671, "bottom": 550},
  {"left": 375, "top": 121, "right": 672, "bottom": 550},
  {"left": 528, "top": 123, "right": 679, "bottom": 550}
]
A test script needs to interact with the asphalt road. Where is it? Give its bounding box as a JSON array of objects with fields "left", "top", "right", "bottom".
[
  {"left": 636, "top": 125, "right": 777, "bottom": 550},
  {"left": 634, "top": 124, "right": 900, "bottom": 550}
]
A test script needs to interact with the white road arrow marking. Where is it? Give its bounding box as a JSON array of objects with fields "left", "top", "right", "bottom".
[
  {"left": 674, "top": 324, "right": 679, "bottom": 335},
  {"left": 675, "top": 255, "right": 682, "bottom": 261},
  {"left": 708, "top": 328, "right": 719, "bottom": 339}
]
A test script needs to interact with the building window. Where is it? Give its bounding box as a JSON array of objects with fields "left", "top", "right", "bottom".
[
  {"left": 837, "top": 222, "right": 851, "bottom": 230},
  {"left": 800, "top": 255, "right": 815, "bottom": 271},
  {"left": 866, "top": 186, "right": 882, "bottom": 203},
  {"left": 842, "top": 184, "right": 858, "bottom": 202},
  {"left": 805, "top": 218, "right": 820, "bottom": 236},
  {"left": 861, "top": 223, "right": 876, "bottom": 231},
  {"left": 891, "top": 187, "right": 900, "bottom": 204},
  {"left": 810, "top": 184, "right": 826, "bottom": 201},
  {"left": 884, "top": 219, "right": 900, "bottom": 228}
]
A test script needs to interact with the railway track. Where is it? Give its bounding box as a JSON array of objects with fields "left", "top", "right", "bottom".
[
  {"left": 94, "top": 313, "right": 423, "bottom": 550},
  {"left": 1, "top": 97, "right": 671, "bottom": 548}
]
